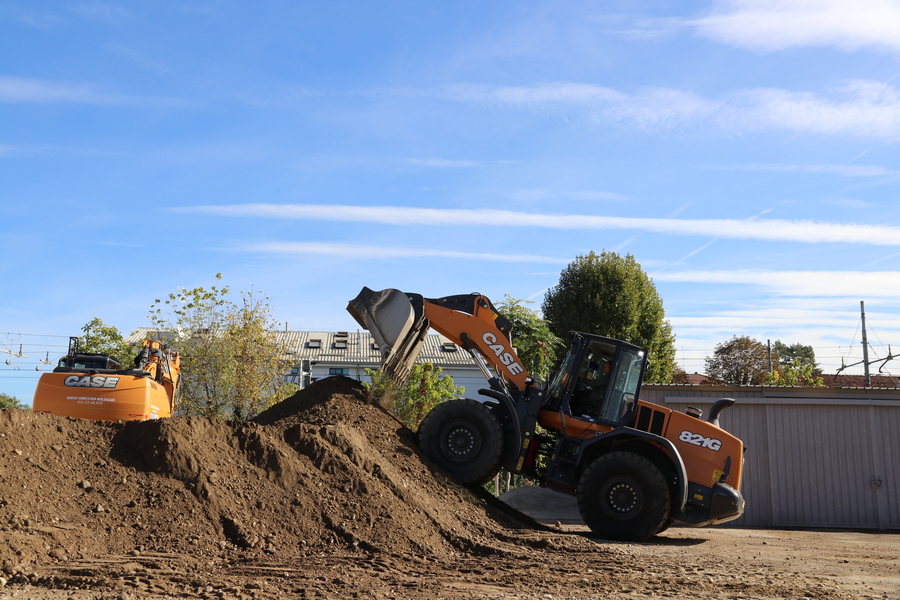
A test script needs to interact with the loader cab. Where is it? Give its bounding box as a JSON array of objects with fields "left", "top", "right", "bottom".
[{"left": 541, "top": 333, "right": 647, "bottom": 427}]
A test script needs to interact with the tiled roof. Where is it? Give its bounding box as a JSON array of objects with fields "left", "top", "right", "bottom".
[
  {"left": 659, "top": 371, "right": 900, "bottom": 389},
  {"left": 683, "top": 372, "right": 714, "bottom": 385},
  {"left": 127, "top": 328, "right": 477, "bottom": 368},
  {"left": 820, "top": 373, "right": 899, "bottom": 389}
]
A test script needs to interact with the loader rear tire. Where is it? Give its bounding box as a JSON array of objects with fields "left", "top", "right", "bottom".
[
  {"left": 418, "top": 398, "right": 503, "bottom": 485},
  {"left": 576, "top": 451, "right": 670, "bottom": 542}
]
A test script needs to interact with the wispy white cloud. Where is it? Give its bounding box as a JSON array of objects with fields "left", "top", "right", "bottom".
[
  {"left": 509, "top": 189, "right": 628, "bottom": 202},
  {"left": 442, "top": 82, "right": 720, "bottom": 128},
  {"left": 691, "top": 0, "right": 900, "bottom": 53},
  {"left": 403, "top": 157, "right": 479, "bottom": 168},
  {"left": 0, "top": 143, "right": 110, "bottom": 158},
  {"left": 824, "top": 197, "right": 876, "bottom": 209},
  {"left": 175, "top": 203, "right": 900, "bottom": 246},
  {"left": 671, "top": 310, "right": 853, "bottom": 329},
  {"left": 0, "top": 4, "right": 62, "bottom": 28},
  {"left": 654, "top": 269, "right": 900, "bottom": 297},
  {"left": 68, "top": 2, "right": 131, "bottom": 24},
  {"left": 730, "top": 81, "right": 900, "bottom": 139},
  {"left": 0, "top": 144, "right": 27, "bottom": 158},
  {"left": 711, "top": 162, "right": 900, "bottom": 177},
  {"left": 1, "top": 2, "right": 131, "bottom": 27},
  {"left": 237, "top": 241, "right": 568, "bottom": 264},
  {"left": 437, "top": 80, "right": 900, "bottom": 140},
  {"left": 0, "top": 76, "right": 182, "bottom": 107},
  {"left": 442, "top": 82, "right": 627, "bottom": 106}
]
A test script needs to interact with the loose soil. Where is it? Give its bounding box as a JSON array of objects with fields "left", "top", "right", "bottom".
[{"left": 1, "top": 376, "right": 897, "bottom": 599}]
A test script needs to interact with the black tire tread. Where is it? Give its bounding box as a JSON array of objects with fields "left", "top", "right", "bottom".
[
  {"left": 576, "top": 451, "right": 670, "bottom": 542},
  {"left": 418, "top": 398, "right": 503, "bottom": 485}
]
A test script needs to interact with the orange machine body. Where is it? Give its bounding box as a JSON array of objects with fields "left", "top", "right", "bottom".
[
  {"left": 538, "top": 399, "right": 743, "bottom": 494},
  {"left": 33, "top": 339, "right": 180, "bottom": 422}
]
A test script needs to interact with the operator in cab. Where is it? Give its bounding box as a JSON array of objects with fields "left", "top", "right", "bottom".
[{"left": 569, "top": 355, "right": 613, "bottom": 421}]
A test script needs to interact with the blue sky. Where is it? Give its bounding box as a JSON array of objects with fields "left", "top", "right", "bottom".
[{"left": 3, "top": 0, "right": 900, "bottom": 401}]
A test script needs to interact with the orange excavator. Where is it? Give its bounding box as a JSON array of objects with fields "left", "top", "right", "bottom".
[
  {"left": 32, "top": 337, "right": 180, "bottom": 421},
  {"left": 348, "top": 287, "right": 745, "bottom": 541}
]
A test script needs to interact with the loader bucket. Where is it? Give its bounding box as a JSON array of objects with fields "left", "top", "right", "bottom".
[{"left": 347, "top": 287, "right": 430, "bottom": 386}]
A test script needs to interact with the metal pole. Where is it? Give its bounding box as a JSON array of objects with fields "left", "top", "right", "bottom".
[{"left": 861, "top": 301, "right": 870, "bottom": 387}]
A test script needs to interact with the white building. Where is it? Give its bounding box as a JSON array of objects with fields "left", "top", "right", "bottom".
[
  {"left": 276, "top": 330, "right": 486, "bottom": 392},
  {"left": 127, "top": 328, "right": 484, "bottom": 394}
]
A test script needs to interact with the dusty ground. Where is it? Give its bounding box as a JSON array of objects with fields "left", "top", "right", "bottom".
[{"left": 2, "top": 377, "right": 897, "bottom": 599}]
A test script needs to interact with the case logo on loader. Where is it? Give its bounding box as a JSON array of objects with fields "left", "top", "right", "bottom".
[
  {"left": 482, "top": 332, "right": 525, "bottom": 376},
  {"left": 64, "top": 375, "right": 119, "bottom": 389},
  {"left": 679, "top": 430, "right": 722, "bottom": 451}
]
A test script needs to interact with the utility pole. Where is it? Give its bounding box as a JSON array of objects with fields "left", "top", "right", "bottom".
[
  {"left": 861, "top": 301, "right": 870, "bottom": 387},
  {"left": 836, "top": 301, "right": 894, "bottom": 383}
]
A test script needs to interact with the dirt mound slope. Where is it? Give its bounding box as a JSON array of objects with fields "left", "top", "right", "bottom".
[
  {"left": 2, "top": 377, "right": 892, "bottom": 599},
  {"left": 0, "top": 377, "right": 540, "bottom": 578}
]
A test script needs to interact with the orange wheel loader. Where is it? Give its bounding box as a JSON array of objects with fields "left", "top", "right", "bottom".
[
  {"left": 32, "top": 337, "right": 180, "bottom": 421},
  {"left": 348, "top": 287, "right": 745, "bottom": 541}
]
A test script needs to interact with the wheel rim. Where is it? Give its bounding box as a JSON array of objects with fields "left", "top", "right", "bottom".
[
  {"left": 440, "top": 420, "right": 481, "bottom": 462},
  {"left": 600, "top": 476, "right": 644, "bottom": 520}
]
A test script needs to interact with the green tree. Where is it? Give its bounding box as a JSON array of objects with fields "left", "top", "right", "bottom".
[
  {"left": 78, "top": 317, "right": 137, "bottom": 367},
  {"left": 541, "top": 251, "right": 677, "bottom": 383},
  {"left": 773, "top": 341, "right": 821, "bottom": 375},
  {"left": 365, "top": 363, "right": 463, "bottom": 430},
  {"left": 765, "top": 359, "right": 825, "bottom": 387},
  {"left": 495, "top": 295, "right": 563, "bottom": 382},
  {"left": 0, "top": 392, "right": 26, "bottom": 409},
  {"left": 705, "top": 335, "right": 773, "bottom": 386},
  {"left": 148, "top": 274, "right": 296, "bottom": 420}
]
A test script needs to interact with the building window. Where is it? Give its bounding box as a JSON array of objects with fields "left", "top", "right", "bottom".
[
  {"left": 333, "top": 340, "right": 348, "bottom": 349},
  {"left": 329, "top": 368, "right": 349, "bottom": 376},
  {"left": 441, "top": 342, "right": 458, "bottom": 352},
  {"left": 307, "top": 339, "right": 321, "bottom": 349}
]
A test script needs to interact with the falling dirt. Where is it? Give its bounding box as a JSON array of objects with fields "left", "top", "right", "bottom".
[{"left": 1, "top": 376, "right": 897, "bottom": 599}]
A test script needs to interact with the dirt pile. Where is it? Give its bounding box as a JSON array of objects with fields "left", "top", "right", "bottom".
[
  {"left": 1, "top": 377, "right": 894, "bottom": 599},
  {"left": 0, "top": 377, "right": 533, "bottom": 578}
]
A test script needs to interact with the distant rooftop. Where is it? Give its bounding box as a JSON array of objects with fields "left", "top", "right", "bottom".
[
  {"left": 127, "top": 328, "right": 478, "bottom": 368},
  {"left": 670, "top": 371, "right": 899, "bottom": 389}
]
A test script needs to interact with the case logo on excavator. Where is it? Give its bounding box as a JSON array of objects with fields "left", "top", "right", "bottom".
[
  {"left": 64, "top": 375, "right": 120, "bottom": 389},
  {"left": 481, "top": 332, "right": 524, "bottom": 376}
]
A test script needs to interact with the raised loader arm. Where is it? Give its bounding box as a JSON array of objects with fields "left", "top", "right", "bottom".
[{"left": 347, "top": 287, "right": 530, "bottom": 392}]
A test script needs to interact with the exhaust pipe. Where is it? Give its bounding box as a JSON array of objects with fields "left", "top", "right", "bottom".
[{"left": 707, "top": 398, "right": 736, "bottom": 428}]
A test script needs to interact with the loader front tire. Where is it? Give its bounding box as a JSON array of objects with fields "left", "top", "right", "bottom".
[
  {"left": 576, "top": 451, "right": 670, "bottom": 542},
  {"left": 418, "top": 398, "right": 503, "bottom": 485}
]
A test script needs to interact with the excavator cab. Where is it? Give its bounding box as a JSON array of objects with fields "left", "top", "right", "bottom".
[{"left": 57, "top": 352, "right": 123, "bottom": 371}]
